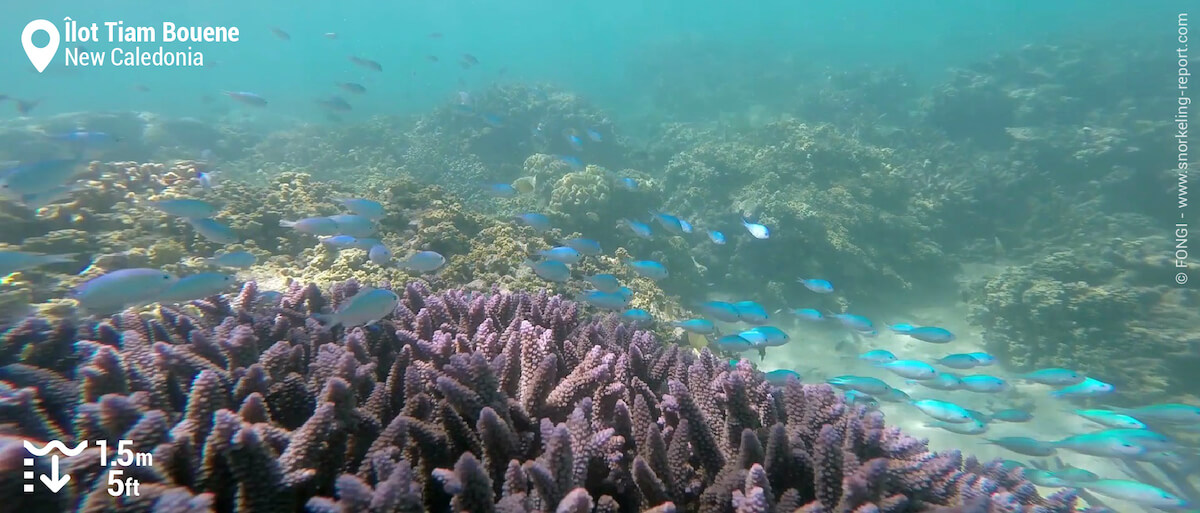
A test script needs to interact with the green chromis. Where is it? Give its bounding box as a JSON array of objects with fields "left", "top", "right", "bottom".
[
  {"left": 157, "top": 273, "right": 237, "bottom": 303},
  {"left": 186, "top": 217, "right": 240, "bottom": 244},
  {"left": 827, "top": 375, "right": 892, "bottom": 396},
  {"left": 716, "top": 334, "right": 754, "bottom": 353},
  {"left": 988, "top": 408, "right": 1034, "bottom": 422},
  {"left": 763, "top": 369, "right": 801, "bottom": 386},
  {"left": 204, "top": 251, "right": 256, "bottom": 268},
  {"left": 1080, "top": 479, "right": 1189, "bottom": 509},
  {"left": 933, "top": 353, "right": 981, "bottom": 369},
  {"left": 0, "top": 250, "right": 76, "bottom": 277},
  {"left": 629, "top": 260, "right": 668, "bottom": 280},
  {"left": 1050, "top": 466, "right": 1099, "bottom": 483},
  {"left": 983, "top": 436, "right": 1056, "bottom": 456},
  {"left": 732, "top": 301, "right": 769, "bottom": 324},
  {"left": 927, "top": 418, "right": 987, "bottom": 435},
  {"left": 907, "top": 372, "right": 964, "bottom": 391},
  {"left": 71, "top": 268, "right": 178, "bottom": 314},
  {"left": 1022, "top": 469, "right": 1071, "bottom": 488},
  {"left": 575, "top": 290, "right": 630, "bottom": 311},
  {"left": 1073, "top": 409, "right": 1147, "bottom": 429},
  {"left": 1050, "top": 432, "right": 1147, "bottom": 458},
  {"left": 333, "top": 198, "right": 385, "bottom": 220},
  {"left": 1050, "top": 377, "right": 1113, "bottom": 398},
  {"left": 399, "top": 251, "right": 447, "bottom": 273},
  {"left": 876, "top": 360, "right": 938, "bottom": 380},
  {"left": 1114, "top": 403, "right": 1200, "bottom": 424},
  {"left": 673, "top": 318, "right": 716, "bottom": 335},
  {"left": 314, "top": 288, "right": 399, "bottom": 328},
  {"left": 1019, "top": 368, "right": 1086, "bottom": 386},
  {"left": 959, "top": 375, "right": 1011, "bottom": 393},
  {"left": 910, "top": 399, "right": 975, "bottom": 423}
]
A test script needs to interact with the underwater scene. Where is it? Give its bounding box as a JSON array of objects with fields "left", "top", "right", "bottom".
[{"left": 1, "top": 1, "right": 1198, "bottom": 512}]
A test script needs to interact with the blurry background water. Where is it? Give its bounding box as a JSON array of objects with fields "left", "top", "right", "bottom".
[{"left": 0, "top": 0, "right": 1177, "bottom": 125}]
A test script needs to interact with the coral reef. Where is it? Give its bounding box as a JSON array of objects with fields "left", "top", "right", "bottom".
[
  {"left": 966, "top": 236, "right": 1200, "bottom": 403},
  {"left": 651, "top": 118, "right": 954, "bottom": 309},
  {"left": 0, "top": 281, "right": 1077, "bottom": 512}
]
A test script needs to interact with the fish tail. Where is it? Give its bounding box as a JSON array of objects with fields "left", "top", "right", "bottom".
[
  {"left": 279, "top": 219, "right": 297, "bottom": 228},
  {"left": 311, "top": 313, "right": 339, "bottom": 328},
  {"left": 757, "top": 347, "right": 766, "bottom": 361}
]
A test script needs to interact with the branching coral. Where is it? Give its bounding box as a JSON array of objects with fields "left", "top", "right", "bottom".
[{"left": 0, "top": 280, "right": 1077, "bottom": 512}]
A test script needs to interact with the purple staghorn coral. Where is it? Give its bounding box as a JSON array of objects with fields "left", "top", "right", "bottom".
[{"left": 0, "top": 280, "right": 1081, "bottom": 512}]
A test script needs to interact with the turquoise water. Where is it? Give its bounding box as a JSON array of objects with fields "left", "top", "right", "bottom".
[{"left": 1, "top": 1, "right": 1175, "bottom": 123}]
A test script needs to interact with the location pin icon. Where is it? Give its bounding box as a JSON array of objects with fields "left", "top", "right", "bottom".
[{"left": 22, "top": 19, "right": 60, "bottom": 73}]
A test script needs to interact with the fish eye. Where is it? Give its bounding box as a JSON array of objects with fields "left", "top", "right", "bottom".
[{"left": 162, "top": 274, "right": 171, "bottom": 280}]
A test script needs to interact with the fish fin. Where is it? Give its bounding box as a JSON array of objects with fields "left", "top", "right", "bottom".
[{"left": 757, "top": 347, "right": 766, "bottom": 361}]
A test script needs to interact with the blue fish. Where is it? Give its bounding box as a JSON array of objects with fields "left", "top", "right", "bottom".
[
  {"left": 1073, "top": 409, "right": 1147, "bottom": 430},
  {"left": 483, "top": 183, "right": 518, "bottom": 198},
  {"left": 741, "top": 217, "right": 770, "bottom": 239},
  {"left": 745, "top": 326, "right": 789, "bottom": 347},
  {"left": 732, "top": 301, "right": 769, "bottom": 324},
  {"left": 1051, "top": 432, "right": 1148, "bottom": 458},
  {"left": 621, "top": 308, "right": 652, "bottom": 324},
  {"left": 280, "top": 217, "right": 339, "bottom": 236},
  {"left": 889, "top": 323, "right": 916, "bottom": 334},
  {"left": 618, "top": 177, "right": 639, "bottom": 191},
  {"left": 482, "top": 113, "right": 504, "bottom": 127},
  {"left": 984, "top": 437, "right": 1056, "bottom": 456},
  {"left": 514, "top": 213, "right": 552, "bottom": 232},
  {"left": 879, "top": 387, "right": 911, "bottom": 403},
  {"left": 351, "top": 238, "right": 383, "bottom": 250},
  {"left": 399, "top": 251, "right": 447, "bottom": 273},
  {"left": 616, "top": 287, "right": 634, "bottom": 300},
  {"left": 629, "top": 260, "right": 668, "bottom": 280},
  {"left": 72, "top": 268, "right": 178, "bottom": 313},
  {"left": 833, "top": 313, "right": 874, "bottom": 333},
  {"left": 877, "top": 360, "right": 938, "bottom": 380},
  {"left": 650, "top": 212, "right": 686, "bottom": 234},
  {"left": 717, "top": 334, "right": 754, "bottom": 352},
  {"left": 845, "top": 390, "right": 880, "bottom": 410},
  {"left": 679, "top": 218, "right": 694, "bottom": 233},
  {"left": 525, "top": 259, "right": 570, "bottom": 282},
  {"left": 320, "top": 235, "right": 360, "bottom": 249},
  {"left": 791, "top": 308, "right": 824, "bottom": 321},
  {"left": 798, "top": 278, "right": 833, "bottom": 293},
  {"left": 910, "top": 399, "right": 976, "bottom": 423},
  {"left": 1113, "top": 403, "right": 1200, "bottom": 424},
  {"left": 558, "top": 155, "right": 584, "bottom": 170},
  {"left": 966, "top": 352, "right": 996, "bottom": 366},
  {"left": 1019, "top": 368, "right": 1086, "bottom": 386},
  {"left": 907, "top": 372, "right": 964, "bottom": 391},
  {"left": 989, "top": 409, "right": 1034, "bottom": 423},
  {"left": 538, "top": 246, "right": 582, "bottom": 264},
  {"left": 764, "top": 369, "right": 801, "bottom": 386},
  {"left": 858, "top": 349, "right": 897, "bottom": 364},
  {"left": 673, "top": 318, "right": 715, "bottom": 335},
  {"left": 1050, "top": 377, "right": 1113, "bottom": 399},
  {"left": 577, "top": 290, "right": 630, "bottom": 310},
  {"left": 368, "top": 244, "right": 392, "bottom": 265},
  {"left": 827, "top": 375, "right": 891, "bottom": 396},
  {"left": 204, "top": 251, "right": 256, "bottom": 268},
  {"left": 0, "top": 251, "right": 76, "bottom": 277},
  {"left": 157, "top": 272, "right": 237, "bottom": 303},
  {"left": 906, "top": 326, "right": 956, "bottom": 343},
  {"left": 927, "top": 418, "right": 988, "bottom": 435},
  {"left": 586, "top": 274, "right": 622, "bottom": 293},
  {"left": 708, "top": 230, "right": 726, "bottom": 244},
  {"left": 934, "top": 354, "right": 981, "bottom": 369},
  {"left": 960, "top": 375, "right": 1010, "bottom": 393},
  {"left": 620, "top": 219, "right": 653, "bottom": 238},
  {"left": 561, "top": 238, "right": 602, "bottom": 256},
  {"left": 1023, "top": 470, "right": 1072, "bottom": 488},
  {"left": 0, "top": 159, "right": 84, "bottom": 197},
  {"left": 334, "top": 198, "right": 385, "bottom": 220},
  {"left": 329, "top": 214, "right": 377, "bottom": 238},
  {"left": 698, "top": 300, "right": 742, "bottom": 323},
  {"left": 585, "top": 128, "right": 603, "bottom": 142},
  {"left": 315, "top": 288, "right": 399, "bottom": 328},
  {"left": 187, "top": 217, "right": 240, "bottom": 244},
  {"left": 566, "top": 133, "right": 584, "bottom": 151}
]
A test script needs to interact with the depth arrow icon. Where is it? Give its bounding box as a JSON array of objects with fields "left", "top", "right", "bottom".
[{"left": 40, "top": 455, "right": 69, "bottom": 493}]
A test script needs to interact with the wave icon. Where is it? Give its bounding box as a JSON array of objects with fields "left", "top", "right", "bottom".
[{"left": 23, "top": 440, "right": 88, "bottom": 457}]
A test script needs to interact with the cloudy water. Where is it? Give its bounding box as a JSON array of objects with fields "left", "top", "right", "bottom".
[{"left": 0, "top": 1, "right": 1196, "bottom": 513}]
